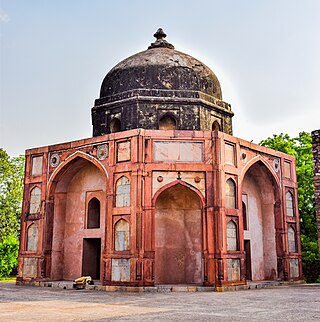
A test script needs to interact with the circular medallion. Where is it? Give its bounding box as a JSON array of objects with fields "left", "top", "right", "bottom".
[
  {"left": 240, "top": 150, "right": 247, "bottom": 162},
  {"left": 157, "top": 176, "right": 163, "bottom": 182},
  {"left": 194, "top": 176, "right": 201, "bottom": 183},
  {"left": 273, "top": 159, "right": 280, "bottom": 173},
  {"left": 97, "top": 144, "right": 108, "bottom": 160},
  {"left": 50, "top": 153, "right": 60, "bottom": 168}
]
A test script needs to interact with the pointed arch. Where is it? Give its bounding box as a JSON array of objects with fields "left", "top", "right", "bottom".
[
  {"left": 226, "top": 178, "right": 236, "bottom": 209},
  {"left": 110, "top": 118, "right": 121, "bottom": 133},
  {"left": 154, "top": 181, "right": 203, "bottom": 284},
  {"left": 241, "top": 158, "right": 281, "bottom": 281},
  {"left": 226, "top": 220, "right": 238, "bottom": 251},
  {"left": 286, "top": 191, "right": 294, "bottom": 216},
  {"left": 114, "top": 219, "right": 130, "bottom": 251},
  {"left": 115, "top": 176, "right": 130, "bottom": 207},
  {"left": 47, "top": 151, "right": 108, "bottom": 197},
  {"left": 26, "top": 223, "right": 38, "bottom": 251},
  {"left": 159, "top": 114, "right": 177, "bottom": 130},
  {"left": 288, "top": 226, "right": 296, "bottom": 253},
  {"left": 240, "top": 155, "right": 280, "bottom": 188},
  {"left": 30, "top": 186, "right": 41, "bottom": 214},
  {"left": 44, "top": 151, "right": 107, "bottom": 281},
  {"left": 212, "top": 120, "right": 220, "bottom": 131},
  {"left": 87, "top": 197, "right": 100, "bottom": 229},
  {"left": 152, "top": 180, "right": 205, "bottom": 207}
]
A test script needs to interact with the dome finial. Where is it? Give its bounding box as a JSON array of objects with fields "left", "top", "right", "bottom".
[
  {"left": 154, "top": 28, "right": 167, "bottom": 40},
  {"left": 148, "top": 28, "right": 175, "bottom": 50}
]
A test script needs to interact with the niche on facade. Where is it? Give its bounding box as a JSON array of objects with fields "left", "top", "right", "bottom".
[
  {"left": 31, "top": 155, "right": 43, "bottom": 176},
  {"left": 242, "top": 194, "right": 248, "bottom": 230},
  {"left": 114, "top": 219, "right": 130, "bottom": 251},
  {"left": 22, "top": 257, "right": 38, "bottom": 278},
  {"left": 212, "top": 120, "right": 220, "bottom": 131},
  {"left": 288, "top": 226, "right": 296, "bottom": 253},
  {"left": 111, "top": 258, "right": 130, "bottom": 282},
  {"left": 289, "top": 259, "right": 299, "bottom": 278},
  {"left": 117, "top": 141, "right": 131, "bottom": 162},
  {"left": 154, "top": 141, "right": 203, "bottom": 162},
  {"left": 226, "top": 178, "right": 236, "bottom": 209},
  {"left": 286, "top": 191, "right": 294, "bottom": 216},
  {"left": 87, "top": 197, "right": 100, "bottom": 229},
  {"left": 115, "top": 176, "right": 130, "bottom": 207},
  {"left": 49, "top": 157, "right": 106, "bottom": 281},
  {"left": 29, "top": 186, "right": 41, "bottom": 214},
  {"left": 110, "top": 118, "right": 121, "bottom": 133},
  {"left": 227, "top": 258, "right": 240, "bottom": 281},
  {"left": 26, "top": 223, "right": 38, "bottom": 252},
  {"left": 155, "top": 184, "right": 203, "bottom": 284},
  {"left": 242, "top": 160, "right": 279, "bottom": 281},
  {"left": 225, "top": 143, "right": 235, "bottom": 165},
  {"left": 226, "top": 219, "right": 238, "bottom": 251},
  {"left": 284, "top": 161, "right": 292, "bottom": 179},
  {"left": 159, "top": 114, "right": 177, "bottom": 130}
]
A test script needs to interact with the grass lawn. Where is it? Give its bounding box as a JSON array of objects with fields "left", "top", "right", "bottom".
[{"left": 0, "top": 276, "right": 16, "bottom": 282}]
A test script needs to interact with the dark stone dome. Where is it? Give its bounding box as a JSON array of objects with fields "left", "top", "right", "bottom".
[
  {"left": 99, "top": 31, "right": 222, "bottom": 100},
  {"left": 92, "top": 29, "right": 233, "bottom": 137}
]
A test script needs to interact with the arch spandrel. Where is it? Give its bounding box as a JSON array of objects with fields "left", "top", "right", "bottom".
[
  {"left": 152, "top": 180, "right": 205, "bottom": 208},
  {"left": 47, "top": 151, "right": 108, "bottom": 198},
  {"left": 152, "top": 171, "right": 206, "bottom": 200},
  {"left": 240, "top": 155, "right": 281, "bottom": 190}
]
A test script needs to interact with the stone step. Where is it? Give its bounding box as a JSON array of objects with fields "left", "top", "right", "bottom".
[{"left": 17, "top": 280, "right": 304, "bottom": 293}]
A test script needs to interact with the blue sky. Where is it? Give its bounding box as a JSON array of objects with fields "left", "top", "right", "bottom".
[{"left": 1, "top": 0, "right": 319, "bottom": 156}]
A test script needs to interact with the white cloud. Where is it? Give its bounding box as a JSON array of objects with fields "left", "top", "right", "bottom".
[{"left": 0, "top": 8, "right": 10, "bottom": 23}]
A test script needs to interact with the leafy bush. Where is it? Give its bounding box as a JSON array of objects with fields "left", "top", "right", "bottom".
[
  {"left": 0, "top": 235, "right": 19, "bottom": 277},
  {"left": 301, "top": 235, "right": 320, "bottom": 283}
]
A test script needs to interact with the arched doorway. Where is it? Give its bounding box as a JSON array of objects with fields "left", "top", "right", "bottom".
[
  {"left": 159, "top": 114, "right": 177, "bottom": 130},
  {"left": 110, "top": 118, "right": 121, "bottom": 133},
  {"left": 212, "top": 120, "right": 220, "bottom": 131},
  {"left": 48, "top": 156, "right": 106, "bottom": 281},
  {"left": 242, "top": 161, "right": 279, "bottom": 281},
  {"left": 155, "top": 184, "right": 203, "bottom": 284}
]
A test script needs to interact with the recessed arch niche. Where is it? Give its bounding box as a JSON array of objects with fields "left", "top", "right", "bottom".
[
  {"left": 159, "top": 114, "right": 177, "bottom": 130},
  {"left": 155, "top": 183, "right": 203, "bottom": 284},
  {"left": 48, "top": 156, "right": 106, "bottom": 281},
  {"left": 242, "top": 161, "right": 280, "bottom": 281}
]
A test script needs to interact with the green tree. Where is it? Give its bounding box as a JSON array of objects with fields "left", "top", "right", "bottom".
[
  {"left": 0, "top": 148, "right": 24, "bottom": 277},
  {"left": 260, "top": 132, "right": 319, "bottom": 282},
  {"left": 0, "top": 149, "right": 24, "bottom": 241},
  {"left": 0, "top": 235, "right": 19, "bottom": 277}
]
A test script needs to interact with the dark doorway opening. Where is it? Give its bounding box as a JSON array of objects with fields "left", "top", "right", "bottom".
[
  {"left": 244, "top": 240, "right": 252, "bottom": 280},
  {"left": 212, "top": 120, "right": 220, "bottom": 131},
  {"left": 159, "top": 115, "right": 177, "bottom": 130},
  {"left": 110, "top": 118, "right": 121, "bottom": 133},
  {"left": 82, "top": 238, "right": 101, "bottom": 279},
  {"left": 242, "top": 201, "right": 248, "bottom": 230}
]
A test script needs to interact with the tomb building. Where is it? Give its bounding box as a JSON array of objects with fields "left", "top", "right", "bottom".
[{"left": 18, "top": 29, "right": 302, "bottom": 289}]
